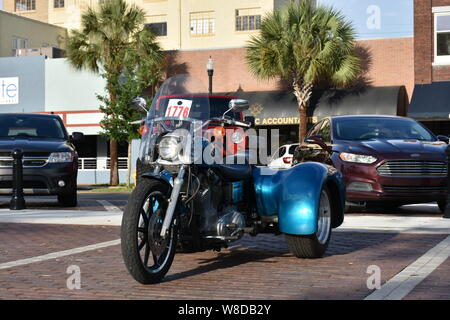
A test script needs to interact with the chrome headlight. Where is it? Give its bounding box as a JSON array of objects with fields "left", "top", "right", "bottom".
[
  {"left": 339, "top": 152, "right": 377, "bottom": 164},
  {"left": 158, "top": 136, "right": 181, "bottom": 161},
  {"left": 48, "top": 152, "right": 75, "bottom": 163}
]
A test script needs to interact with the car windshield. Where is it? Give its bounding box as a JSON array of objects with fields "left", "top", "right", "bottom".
[
  {"left": 0, "top": 115, "right": 66, "bottom": 139},
  {"left": 333, "top": 117, "right": 436, "bottom": 141}
]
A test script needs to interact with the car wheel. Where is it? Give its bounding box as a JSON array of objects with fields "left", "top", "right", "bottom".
[
  {"left": 438, "top": 200, "right": 447, "bottom": 213},
  {"left": 58, "top": 188, "right": 77, "bottom": 207},
  {"left": 285, "top": 186, "right": 332, "bottom": 258}
]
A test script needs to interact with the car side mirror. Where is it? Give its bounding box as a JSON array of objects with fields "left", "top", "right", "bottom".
[
  {"left": 305, "top": 134, "right": 331, "bottom": 152},
  {"left": 437, "top": 135, "right": 449, "bottom": 144},
  {"left": 131, "top": 97, "right": 148, "bottom": 113},
  {"left": 71, "top": 132, "right": 84, "bottom": 142}
]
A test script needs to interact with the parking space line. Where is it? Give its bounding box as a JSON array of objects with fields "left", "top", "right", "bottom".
[
  {"left": 0, "top": 239, "right": 121, "bottom": 271},
  {"left": 364, "top": 234, "right": 450, "bottom": 300},
  {"left": 97, "top": 200, "right": 122, "bottom": 212}
]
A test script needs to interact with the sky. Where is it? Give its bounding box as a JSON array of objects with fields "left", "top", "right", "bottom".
[
  {"left": 0, "top": 0, "right": 3, "bottom": 10},
  {"left": 317, "top": 0, "right": 414, "bottom": 40}
]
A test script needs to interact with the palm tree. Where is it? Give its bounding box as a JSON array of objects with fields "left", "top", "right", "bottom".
[
  {"left": 246, "top": 0, "right": 361, "bottom": 142},
  {"left": 66, "top": 0, "right": 163, "bottom": 186}
]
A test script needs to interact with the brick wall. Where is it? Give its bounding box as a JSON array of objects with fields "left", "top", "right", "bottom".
[
  {"left": 165, "top": 37, "right": 415, "bottom": 100},
  {"left": 415, "top": 0, "right": 450, "bottom": 84}
]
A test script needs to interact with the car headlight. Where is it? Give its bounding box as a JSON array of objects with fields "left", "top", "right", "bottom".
[
  {"left": 339, "top": 152, "right": 377, "bottom": 164},
  {"left": 158, "top": 136, "right": 181, "bottom": 161},
  {"left": 231, "top": 131, "right": 244, "bottom": 144},
  {"left": 48, "top": 152, "right": 75, "bottom": 163}
]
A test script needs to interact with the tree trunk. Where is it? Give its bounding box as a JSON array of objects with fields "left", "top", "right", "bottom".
[
  {"left": 293, "top": 81, "right": 313, "bottom": 143},
  {"left": 298, "top": 104, "right": 308, "bottom": 143},
  {"left": 110, "top": 139, "right": 119, "bottom": 186}
]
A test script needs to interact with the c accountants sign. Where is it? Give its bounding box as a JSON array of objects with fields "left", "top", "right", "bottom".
[{"left": 0, "top": 77, "right": 19, "bottom": 105}]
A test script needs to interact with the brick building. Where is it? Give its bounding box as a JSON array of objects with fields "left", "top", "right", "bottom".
[{"left": 409, "top": 0, "right": 450, "bottom": 136}]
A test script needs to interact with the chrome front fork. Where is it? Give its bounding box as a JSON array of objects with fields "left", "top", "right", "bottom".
[{"left": 159, "top": 165, "right": 186, "bottom": 238}]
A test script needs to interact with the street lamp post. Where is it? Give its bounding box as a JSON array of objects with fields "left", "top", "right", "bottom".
[
  {"left": 207, "top": 57, "right": 214, "bottom": 94},
  {"left": 444, "top": 145, "right": 450, "bottom": 218}
]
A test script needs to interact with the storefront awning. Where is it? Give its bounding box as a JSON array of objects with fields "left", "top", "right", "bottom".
[
  {"left": 408, "top": 82, "right": 450, "bottom": 120},
  {"left": 233, "top": 91, "right": 299, "bottom": 126},
  {"left": 311, "top": 86, "right": 407, "bottom": 120},
  {"left": 225, "top": 86, "right": 407, "bottom": 126}
]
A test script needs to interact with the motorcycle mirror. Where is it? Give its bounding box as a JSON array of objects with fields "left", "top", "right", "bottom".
[
  {"left": 222, "top": 99, "right": 250, "bottom": 118},
  {"left": 131, "top": 97, "right": 148, "bottom": 113},
  {"left": 229, "top": 99, "right": 250, "bottom": 113}
]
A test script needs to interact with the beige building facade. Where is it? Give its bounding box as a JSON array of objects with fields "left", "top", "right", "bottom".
[
  {"left": 0, "top": 10, "right": 67, "bottom": 57},
  {"left": 3, "top": 0, "right": 289, "bottom": 50}
]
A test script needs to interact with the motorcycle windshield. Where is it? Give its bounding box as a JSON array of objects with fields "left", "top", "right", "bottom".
[
  {"left": 139, "top": 74, "right": 211, "bottom": 164},
  {"left": 148, "top": 74, "right": 210, "bottom": 121}
]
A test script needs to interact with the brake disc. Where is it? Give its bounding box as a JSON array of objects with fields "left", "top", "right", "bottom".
[{"left": 148, "top": 209, "right": 169, "bottom": 257}]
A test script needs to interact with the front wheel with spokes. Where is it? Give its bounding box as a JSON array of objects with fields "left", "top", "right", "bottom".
[{"left": 121, "top": 179, "right": 177, "bottom": 284}]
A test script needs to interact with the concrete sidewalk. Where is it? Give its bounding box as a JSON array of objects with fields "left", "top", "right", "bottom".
[
  {"left": 0, "top": 208, "right": 450, "bottom": 234},
  {"left": 0, "top": 209, "right": 122, "bottom": 226}
]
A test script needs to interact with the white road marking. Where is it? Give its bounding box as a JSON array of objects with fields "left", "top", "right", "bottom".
[
  {"left": 0, "top": 209, "right": 122, "bottom": 226},
  {"left": 97, "top": 200, "right": 122, "bottom": 212},
  {"left": 364, "top": 234, "right": 450, "bottom": 300},
  {"left": 337, "top": 216, "right": 450, "bottom": 234},
  {"left": 0, "top": 239, "right": 121, "bottom": 271}
]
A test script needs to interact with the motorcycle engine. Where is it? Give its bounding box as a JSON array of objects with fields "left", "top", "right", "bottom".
[{"left": 216, "top": 206, "right": 245, "bottom": 238}]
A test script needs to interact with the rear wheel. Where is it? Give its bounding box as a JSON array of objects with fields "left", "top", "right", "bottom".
[
  {"left": 285, "top": 186, "right": 332, "bottom": 258},
  {"left": 121, "top": 179, "right": 177, "bottom": 284}
]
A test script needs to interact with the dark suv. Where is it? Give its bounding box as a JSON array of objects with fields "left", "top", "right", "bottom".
[{"left": 0, "top": 113, "right": 83, "bottom": 206}]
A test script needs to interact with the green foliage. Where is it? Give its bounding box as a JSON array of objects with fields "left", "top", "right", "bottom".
[
  {"left": 66, "top": 0, "right": 163, "bottom": 143},
  {"left": 246, "top": 0, "right": 360, "bottom": 89}
]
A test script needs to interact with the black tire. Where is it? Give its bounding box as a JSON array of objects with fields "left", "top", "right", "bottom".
[
  {"left": 121, "top": 179, "right": 177, "bottom": 284},
  {"left": 57, "top": 188, "right": 77, "bottom": 207},
  {"left": 438, "top": 200, "right": 447, "bottom": 213},
  {"left": 285, "top": 186, "right": 332, "bottom": 258}
]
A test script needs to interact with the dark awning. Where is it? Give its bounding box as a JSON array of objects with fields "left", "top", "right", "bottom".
[
  {"left": 233, "top": 91, "right": 299, "bottom": 126},
  {"left": 311, "top": 86, "right": 407, "bottom": 120},
  {"left": 222, "top": 86, "right": 407, "bottom": 126},
  {"left": 408, "top": 82, "right": 450, "bottom": 120}
]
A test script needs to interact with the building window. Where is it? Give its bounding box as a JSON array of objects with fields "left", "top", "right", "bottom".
[
  {"left": 235, "top": 8, "right": 261, "bottom": 31},
  {"left": 145, "top": 22, "right": 167, "bottom": 37},
  {"left": 190, "top": 12, "right": 215, "bottom": 36},
  {"left": 54, "top": 0, "right": 64, "bottom": 8},
  {"left": 435, "top": 12, "right": 450, "bottom": 64},
  {"left": 15, "top": 0, "right": 36, "bottom": 11},
  {"left": 12, "top": 37, "right": 28, "bottom": 55}
]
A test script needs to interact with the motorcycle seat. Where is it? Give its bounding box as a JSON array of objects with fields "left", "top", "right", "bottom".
[{"left": 215, "top": 164, "right": 252, "bottom": 181}]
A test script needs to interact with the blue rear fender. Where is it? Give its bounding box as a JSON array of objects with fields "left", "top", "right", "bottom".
[{"left": 253, "top": 162, "right": 345, "bottom": 235}]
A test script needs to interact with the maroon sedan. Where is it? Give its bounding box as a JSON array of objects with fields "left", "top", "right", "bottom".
[{"left": 293, "top": 115, "right": 449, "bottom": 212}]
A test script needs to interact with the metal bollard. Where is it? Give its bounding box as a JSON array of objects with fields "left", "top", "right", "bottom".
[
  {"left": 444, "top": 145, "right": 450, "bottom": 219},
  {"left": 10, "top": 148, "right": 26, "bottom": 210}
]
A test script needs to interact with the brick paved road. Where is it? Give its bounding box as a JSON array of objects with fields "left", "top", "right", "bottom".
[{"left": 0, "top": 223, "right": 448, "bottom": 300}]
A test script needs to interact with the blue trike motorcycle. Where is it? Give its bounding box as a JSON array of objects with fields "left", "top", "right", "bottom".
[{"left": 121, "top": 75, "right": 345, "bottom": 284}]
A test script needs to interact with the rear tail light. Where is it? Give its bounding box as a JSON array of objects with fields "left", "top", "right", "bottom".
[{"left": 283, "top": 157, "right": 293, "bottom": 164}]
